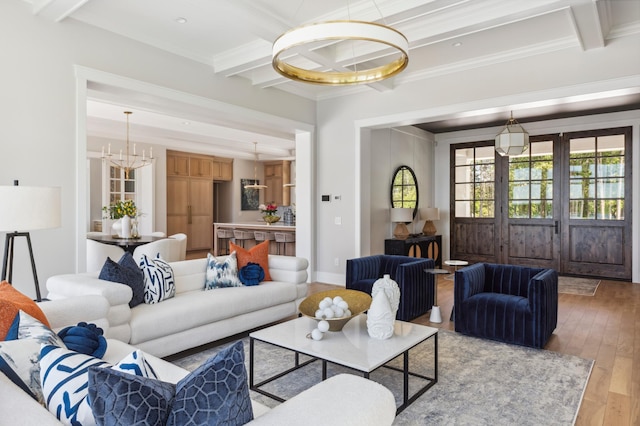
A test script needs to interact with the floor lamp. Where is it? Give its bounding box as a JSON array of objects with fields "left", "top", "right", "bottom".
[{"left": 0, "top": 181, "right": 61, "bottom": 301}]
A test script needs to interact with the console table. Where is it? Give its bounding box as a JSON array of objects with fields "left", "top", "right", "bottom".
[{"left": 384, "top": 235, "right": 442, "bottom": 268}]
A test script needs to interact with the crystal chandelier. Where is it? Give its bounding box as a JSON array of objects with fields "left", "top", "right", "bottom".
[
  {"left": 272, "top": 1, "right": 409, "bottom": 85},
  {"left": 102, "top": 111, "right": 152, "bottom": 179}
]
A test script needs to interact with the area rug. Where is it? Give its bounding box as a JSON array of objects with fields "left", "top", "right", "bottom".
[
  {"left": 171, "top": 330, "right": 593, "bottom": 425},
  {"left": 558, "top": 276, "right": 600, "bottom": 296}
]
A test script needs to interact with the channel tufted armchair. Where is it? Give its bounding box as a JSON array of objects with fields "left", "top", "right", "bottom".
[
  {"left": 454, "top": 262, "right": 558, "bottom": 349},
  {"left": 346, "top": 255, "right": 434, "bottom": 321}
]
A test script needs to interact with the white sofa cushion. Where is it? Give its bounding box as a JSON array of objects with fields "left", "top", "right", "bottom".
[{"left": 129, "top": 281, "right": 297, "bottom": 345}]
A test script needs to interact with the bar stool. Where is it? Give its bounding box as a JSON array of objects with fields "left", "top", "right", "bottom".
[
  {"left": 254, "top": 231, "right": 275, "bottom": 254},
  {"left": 217, "top": 228, "right": 234, "bottom": 255},
  {"left": 233, "top": 229, "right": 255, "bottom": 249},
  {"left": 274, "top": 232, "right": 295, "bottom": 255}
]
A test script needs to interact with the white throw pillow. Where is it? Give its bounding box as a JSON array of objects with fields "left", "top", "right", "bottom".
[{"left": 139, "top": 253, "right": 176, "bottom": 304}]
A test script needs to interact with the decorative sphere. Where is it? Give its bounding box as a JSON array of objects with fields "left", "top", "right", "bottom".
[
  {"left": 323, "top": 308, "right": 335, "bottom": 319},
  {"left": 317, "top": 320, "right": 330, "bottom": 333},
  {"left": 344, "top": 309, "right": 352, "bottom": 317},
  {"left": 338, "top": 300, "right": 349, "bottom": 310},
  {"left": 315, "top": 309, "right": 324, "bottom": 319},
  {"left": 332, "top": 296, "right": 343, "bottom": 305},
  {"left": 311, "top": 328, "right": 324, "bottom": 340},
  {"left": 319, "top": 299, "right": 332, "bottom": 310},
  {"left": 334, "top": 307, "right": 345, "bottom": 318}
]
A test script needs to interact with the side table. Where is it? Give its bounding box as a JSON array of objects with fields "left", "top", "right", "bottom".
[
  {"left": 424, "top": 268, "right": 449, "bottom": 323},
  {"left": 444, "top": 260, "right": 468, "bottom": 321}
]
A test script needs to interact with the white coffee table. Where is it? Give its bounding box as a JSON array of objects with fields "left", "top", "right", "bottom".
[{"left": 249, "top": 314, "right": 438, "bottom": 414}]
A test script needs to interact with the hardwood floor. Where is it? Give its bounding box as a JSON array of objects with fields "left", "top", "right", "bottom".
[{"left": 309, "top": 277, "right": 640, "bottom": 426}]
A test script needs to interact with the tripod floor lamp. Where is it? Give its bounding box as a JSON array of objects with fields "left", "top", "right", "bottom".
[{"left": 0, "top": 181, "right": 61, "bottom": 302}]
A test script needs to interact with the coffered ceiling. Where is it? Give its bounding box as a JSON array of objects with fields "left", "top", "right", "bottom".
[{"left": 24, "top": 0, "right": 640, "bottom": 156}]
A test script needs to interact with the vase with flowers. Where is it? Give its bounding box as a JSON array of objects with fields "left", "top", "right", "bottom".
[
  {"left": 259, "top": 203, "right": 280, "bottom": 225},
  {"left": 102, "top": 199, "right": 139, "bottom": 238}
]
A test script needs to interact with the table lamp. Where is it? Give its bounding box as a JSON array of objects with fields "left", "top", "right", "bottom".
[
  {"left": 421, "top": 207, "right": 440, "bottom": 236},
  {"left": 0, "top": 181, "right": 61, "bottom": 301},
  {"left": 390, "top": 208, "right": 413, "bottom": 240}
]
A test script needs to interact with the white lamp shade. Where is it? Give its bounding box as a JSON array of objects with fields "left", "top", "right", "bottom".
[
  {"left": 0, "top": 186, "right": 61, "bottom": 231},
  {"left": 390, "top": 207, "right": 413, "bottom": 223},
  {"left": 495, "top": 122, "right": 530, "bottom": 156},
  {"left": 421, "top": 207, "right": 440, "bottom": 221}
]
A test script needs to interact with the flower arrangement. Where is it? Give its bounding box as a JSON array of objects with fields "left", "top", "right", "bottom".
[
  {"left": 102, "top": 199, "right": 138, "bottom": 219},
  {"left": 259, "top": 203, "right": 280, "bottom": 224},
  {"left": 259, "top": 203, "right": 278, "bottom": 216}
]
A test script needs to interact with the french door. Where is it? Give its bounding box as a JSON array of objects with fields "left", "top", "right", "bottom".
[{"left": 450, "top": 126, "right": 632, "bottom": 279}]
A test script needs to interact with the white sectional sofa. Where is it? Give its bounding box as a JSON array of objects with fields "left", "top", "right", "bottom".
[
  {"left": 0, "top": 296, "right": 397, "bottom": 425},
  {"left": 46, "top": 254, "right": 310, "bottom": 357}
]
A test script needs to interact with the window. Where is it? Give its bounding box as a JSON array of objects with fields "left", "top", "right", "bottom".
[
  {"left": 390, "top": 165, "right": 418, "bottom": 215},
  {"left": 108, "top": 166, "right": 136, "bottom": 205},
  {"left": 453, "top": 145, "right": 495, "bottom": 218},
  {"left": 569, "top": 134, "right": 625, "bottom": 220},
  {"left": 508, "top": 140, "right": 554, "bottom": 219}
]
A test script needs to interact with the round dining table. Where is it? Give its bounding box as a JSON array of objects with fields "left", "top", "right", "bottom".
[{"left": 87, "top": 234, "right": 164, "bottom": 254}]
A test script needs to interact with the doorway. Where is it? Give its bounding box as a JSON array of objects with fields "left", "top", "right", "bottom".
[{"left": 450, "top": 126, "right": 632, "bottom": 280}]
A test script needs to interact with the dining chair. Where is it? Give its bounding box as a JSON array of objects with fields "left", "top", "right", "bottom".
[{"left": 86, "top": 239, "right": 125, "bottom": 273}]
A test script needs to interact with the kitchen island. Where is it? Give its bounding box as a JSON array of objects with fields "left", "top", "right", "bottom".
[{"left": 213, "top": 222, "right": 296, "bottom": 256}]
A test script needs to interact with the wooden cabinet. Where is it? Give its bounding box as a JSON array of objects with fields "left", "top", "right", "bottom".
[
  {"left": 167, "top": 177, "right": 213, "bottom": 252},
  {"left": 189, "top": 156, "right": 213, "bottom": 179},
  {"left": 385, "top": 235, "right": 442, "bottom": 268},
  {"left": 166, "top": 150, "right": 233, "bottom": 253},
  {"left": 167, "top": 151, "right": 233, "bottom": 181},
  {"left": 167, "top": 153, "right": 189, "bottom": 177},
  {"left": 212, "top": 158, "right": 233, "bottom": 181},
  {"left": 264, "top": 160, "right": 291, "bottom": 206}
]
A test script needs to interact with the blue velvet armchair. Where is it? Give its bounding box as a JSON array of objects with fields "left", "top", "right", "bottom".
[
  {"left": 346, "top": 255, "right": 435, "bottom": 321},
  {"left": 454, "top": 263, "right": 558, "bottom": 349}
]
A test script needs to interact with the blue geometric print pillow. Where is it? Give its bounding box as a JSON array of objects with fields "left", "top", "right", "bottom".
[
  {"left": 205, "top": 252, "right": 242, "bottom": 289},
  {"left": 39, "top": 346, "right": 158, "bottom": 426},
  {"left": 167, "top": 340, "right": 253, "bottom": 425},
  {"left": 88, "top": 367, "right": 176, "bottom": 426},
  {"left": 139, "top": 253, "right": 176, "bottom": 304},
  {"left": 85, "top": 341, "right": 254, "bottom": 426}
]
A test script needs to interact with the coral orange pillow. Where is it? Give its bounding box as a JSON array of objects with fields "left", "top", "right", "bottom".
[
  {"left": 0, "top": 281, "right": 50, "bottom": 340},
  {"left": 229, "top": 240, "right": 271, "bottom": 281}
]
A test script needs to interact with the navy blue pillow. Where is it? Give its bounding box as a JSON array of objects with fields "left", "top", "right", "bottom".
[
  {"left": 88, "top": 367, "right": 176, "bottom": 426},
  {"left": 238, "top": 262, "right": 265, "bottom": 286},
  {"left": 4, "top": 313, "right": 19, "bottom": 340},
  {"left": 167, "top": 340, "right": 253, "bottom": 425},
  {"left": 99, "top": 253, "right": 144, "bottom": 308},
  {"left": 88, "top": 341, "right": 253, "bottom": 426}
]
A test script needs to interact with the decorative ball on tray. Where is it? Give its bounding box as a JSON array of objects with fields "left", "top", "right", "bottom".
[{"left": 299, "top": 289, "right": 372, "bottom": 331}]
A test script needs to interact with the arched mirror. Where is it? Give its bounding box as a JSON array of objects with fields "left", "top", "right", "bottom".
[{"left": 390, "top": 165, "right": 419, "bottom": 218}]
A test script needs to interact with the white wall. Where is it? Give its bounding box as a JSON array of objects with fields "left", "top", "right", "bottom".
[
  {"left": 316, "top": 33, "right": 640, "bottom": 284},
  {"left": 0, "top": 0, "right": 315, "bottom": 299}
]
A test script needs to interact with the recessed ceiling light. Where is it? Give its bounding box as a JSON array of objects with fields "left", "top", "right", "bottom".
[
  {"left": 175, "top": 17, "right": 187, "bottom": 24},
  {"left": 452, "top": 42, "right": 462, "bottom": 47}
]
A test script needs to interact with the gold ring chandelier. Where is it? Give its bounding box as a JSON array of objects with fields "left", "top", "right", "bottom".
[{"left": 272, "top": 19, "right": 409, "bottom": 85}]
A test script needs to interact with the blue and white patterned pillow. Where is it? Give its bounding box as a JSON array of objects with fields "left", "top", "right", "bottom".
[
  {"left": 139, "top": 253, "right": 176, "bottom": 304},
  {"left": 205, "top": 252, "right": 242, "bottom": 290},
  {"left": 0, "top": 311, "right": 66, "bottom": 404},
  {"left": 40, "top": 346, "right": 158, "bottom": 426}
]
